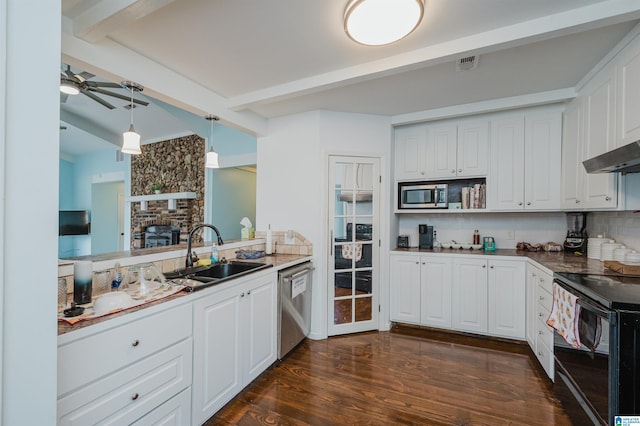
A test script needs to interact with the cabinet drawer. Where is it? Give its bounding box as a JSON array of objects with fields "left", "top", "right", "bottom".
[
  {"left": 536, "top": 316, "right": 554, "bottom": 350},
  {"left": 131, "top": 388, "right": 191, "bottom": 426},
  {"left": 58, "top": 338, "right": 192, "bottom": 426},
  {"left": 58, "top": 303, "right": 192, "bottom": 396},
  {"left": 536, "top": 284, "right": 553, "bottom": 312},
  {"left": 535, "top": 336, "right": 554, "bottom": 380},
  {"left": 536, "top": 271, "right": 553, "bottom": 294}
]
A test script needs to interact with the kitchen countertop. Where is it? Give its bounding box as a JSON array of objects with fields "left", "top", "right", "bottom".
[
  {"left": 57, "top": 253, "right": 311, "bottom": 336},
  {"left": 392, "top": 247, "right": 612, "bottom": 275}
]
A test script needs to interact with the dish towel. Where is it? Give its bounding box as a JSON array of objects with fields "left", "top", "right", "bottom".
[
  {"left": 341, "top": 243, "right": 363, "bottom": 261},
  {"left": 547, "top": 282, "right": 582, "bottom": 348}
]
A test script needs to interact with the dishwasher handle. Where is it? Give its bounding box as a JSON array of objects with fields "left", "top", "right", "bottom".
[{"left": 282, "top": 266, "right": 315, "bottom": 283}]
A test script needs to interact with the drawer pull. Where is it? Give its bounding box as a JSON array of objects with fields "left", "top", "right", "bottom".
[
  {"left": 247, "top": 290, "right": 252, "bottom": 295},
  {"left": 131, "top": 393, "right": 139, "bottom": 401},
  {"left": 538, "top": 351, "right": 543, "bottom": 356},
  {"left": 538, "top": 330, "right": 543, "bottom": 335},
  {"left": 538, "top": 312, "right": 544, "bottom": 318},
  {"left": 241, "top": 292, "right": 245, "bottom": 298},
  {"left": 131, "top": 340, "right": 140, "bottom": 347},
  {"left": 539, "top": 296, "right": 545, "bottom": 301}
]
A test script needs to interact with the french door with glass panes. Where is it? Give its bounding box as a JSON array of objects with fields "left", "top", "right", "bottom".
[{"left": 328, "top": 155, "right": 380, "bottom": 336}]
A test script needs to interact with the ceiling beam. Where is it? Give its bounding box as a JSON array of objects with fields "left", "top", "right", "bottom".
[
  {"left": 60, "top": 108, "right": 122, "bottom": 147},
  {"left": 71, "top": 0, "right": 176, "bottom": 43},
  {"left": 227, "top": 0, "right": 640, "bottom": 112}
]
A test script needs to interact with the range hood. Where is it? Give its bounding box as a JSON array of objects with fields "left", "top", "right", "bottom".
[{"left": 583, "top": 140, "right": 640, "bottom": 173}]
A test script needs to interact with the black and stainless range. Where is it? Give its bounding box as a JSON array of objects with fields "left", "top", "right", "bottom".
[{"left": 552, "top": 272, "right": 640, "bottom": 425}]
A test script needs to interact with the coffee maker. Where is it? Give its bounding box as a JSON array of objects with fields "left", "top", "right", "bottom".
[
  {"left": 564, "top": 212, "right": 587, "bottom": 253},
  {"left": 419, "top": 224, "right": 434, "bottom": 249}
]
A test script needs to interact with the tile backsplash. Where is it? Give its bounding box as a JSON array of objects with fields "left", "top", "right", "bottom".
[{"left": 588, "top": 211, "right": 640, "bottom": 251}]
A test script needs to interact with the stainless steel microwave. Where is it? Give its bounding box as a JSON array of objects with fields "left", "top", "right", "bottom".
[{"left": 398, "top": 182, "right": 448, "bottom": 209}]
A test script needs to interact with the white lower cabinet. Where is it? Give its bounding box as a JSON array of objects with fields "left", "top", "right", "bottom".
[
  {"left": 526, "top": 262, "right": 555, "bottom": 380},
  {"left": 391, "top": 253, "right": 525, "bottom": 340},
  {"left": 191, "top": 272, "right": 277, "bottom": 425},
  {"left": 57, "top": 303, "right": 193, "bottom": 425}
]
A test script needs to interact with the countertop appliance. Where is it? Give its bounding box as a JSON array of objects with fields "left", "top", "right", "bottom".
[
  {"left": 278, "top": 261, "right": 314, "bottom": 359},
  {"left": 398, "top": 182, "right": 448, "bottom": 209},
  {"left": 552, "top": 272, "right": 640, "bottom": 425},
  {"left": 583, "top": 140, "right": 640, "bottom": 173},
  {"left": 564, "top": 212, "right": 588, "bottom": 254},
  {"left": 419, "top": 224, "right": 434, "bottom": 249}
]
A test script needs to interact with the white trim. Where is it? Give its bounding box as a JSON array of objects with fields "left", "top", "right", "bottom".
[
  {"left": 219, "top": 153, "right": 257, "bottom": 168},
  {"left": 391, "top": 88, "right": 575, "bottom": 126},
  {"left": 142, "top": 130, "right": 194, "bottom": 145},
  {"left": 0, "top": 0, "right": 6, "bottom": 419}
]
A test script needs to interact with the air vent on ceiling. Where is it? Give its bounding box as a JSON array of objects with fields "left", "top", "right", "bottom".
[{"left": 456, "top": 55, "right": 479, "bottom": 71}]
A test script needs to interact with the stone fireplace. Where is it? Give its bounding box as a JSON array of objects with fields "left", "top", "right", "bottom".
[{"left": 130, "top": 134, "right": 205, "bottom": 249}]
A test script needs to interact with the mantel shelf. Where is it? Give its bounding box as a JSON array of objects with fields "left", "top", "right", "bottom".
[{"left": 126, "top": 192, "right": 196, "bottom": 210}]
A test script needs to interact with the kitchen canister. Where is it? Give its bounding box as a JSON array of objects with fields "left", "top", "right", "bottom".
[
  {"left": 483, "top": 236, "right": 496, "bottom": 252},
  {"left": 73, "top": 260, "right": 93, "bottom": 304}
]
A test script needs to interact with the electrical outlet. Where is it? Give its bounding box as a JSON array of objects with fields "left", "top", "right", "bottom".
[{"left": 507, "top": 230, "right": 515, "bottom": 240}]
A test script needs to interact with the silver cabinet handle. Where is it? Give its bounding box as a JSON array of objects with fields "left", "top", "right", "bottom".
[
  {"left": 131, "top": 393, "right": 139, "bottom": 401},
  {"left": 131, "top": 340, "right": 140, "bottom": 347},
  {"left": 575, "top": 199, "right": 580, "bottom": 203},
  {"left": 458, "top": 169, "right": 462, "bottom": 173},
  {"left": 518, "top": 202, "right": 523, "bottom": 206},
  {"left": 605, "top": 196, "right": 611, "bottom": 201},
  {"left": 451, "top": 169, "right": 456, "bottom": 174},
  {"left": 526, "top": 202, "right": 531, "bottom": 206}
]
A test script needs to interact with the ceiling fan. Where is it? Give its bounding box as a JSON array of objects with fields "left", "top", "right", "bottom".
[{"left": 59, "top": 64, "right": 149, "bottom": 110}]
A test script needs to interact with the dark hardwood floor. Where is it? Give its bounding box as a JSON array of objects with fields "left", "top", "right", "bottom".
[{"left": 205, "top": 326, "right": 572, "bottom": 425}]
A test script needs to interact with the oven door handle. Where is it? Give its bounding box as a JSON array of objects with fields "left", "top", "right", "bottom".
[{"left": 577, "top": 298, "right": 616, "bottom": 325}]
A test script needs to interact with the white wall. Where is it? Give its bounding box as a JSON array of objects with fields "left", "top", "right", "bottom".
[
  {"left": 397, "top": 212, "right": 567, "bottom": 249},
  {"left": 589, "top": 211, "right": 640, "bottom": 251},
  {"left": 2, "top": 0, "right": 60, "bottom": 424},
  {"left": 257, "top": 110, "right": 392, "bottom": 339}
]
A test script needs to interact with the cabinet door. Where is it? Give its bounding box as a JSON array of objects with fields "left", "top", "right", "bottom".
[
  {"left": 616, "top": 36, "right": 640, "bottom": 147},
  {"left": 130, "top": 388, "right": 191, "bottom": 426},
  {"left": 244, "top": 275, "right": 277, "bottom": 383},
  {"left": 420, "top": 256, "right": 452, "bottom": 328},
  {"left": 525, "top": 111, "right": 562, "bottom": 210},
  {"left": 389, "top": 255, "right": 421, "bottom": 324},
  {"left": 561, "top": 99, "right": 583, "bottom": 209},
  {"left": 489, "top": 115, "right": 525, "bottom": 210},
  {"left": 582, "top": 72, "right": 618, "bottom": 209},
  {"left": 487, "top": 260, "right": 526, "bottom": 340},
  {"left": 425, "top": 123, "right": 457, "bottom": 179},
  {"left": 451, "top": 258, "right": 487, "bottom": 333},
  {"left": 192, "top": 288, "right": 243, "bottom": 424},
  {"left": 395, "top": 125, "right": 427, "bottom": 180},
  {"left": 457, "top": 120, "right": 489, "bottom": 177}
]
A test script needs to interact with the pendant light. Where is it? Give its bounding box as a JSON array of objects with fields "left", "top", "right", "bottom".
[
  {"left": 121, "top": 81, "right": 143, "bottom": 155},
  {"left": 344, "top": 0, "right": 424, "bottom": 46},
  {"left": 59, "top": 78, "right": 80, "bottom": 95},
  {"left": 205, "top": 114, "right": 220, "bottom": 169}
]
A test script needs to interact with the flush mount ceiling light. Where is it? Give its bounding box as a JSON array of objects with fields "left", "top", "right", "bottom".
[
  {"left": 59, "top": 78, "right": 80, "bottom": 95},
  {"left": 344, "top": 0, "right": 424, "bottom": 46},
  {"left": 121, "top": 81, "right": 143, "bottom": 155},
  {"left": 205, "top": 114, "right": 220, "bottom": 169}
]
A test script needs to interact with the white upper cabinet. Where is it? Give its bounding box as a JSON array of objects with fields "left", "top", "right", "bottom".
[
  {"left": 395, "top": 124, "right": 428, "bottom": 181},
  {"left": 395, "top": 119, "right": 488, "bottom": 181},
  {"left": 616, "top": 35, "right": 640, "bottom": 148},
  {"left": 490, "top": 109, "right": 561, "bottom": 211},
  {"left": 562, "top": 69, "right": 618, "bottom": 210},
  {"left": 456, "top": 120, "right": 489, "bottom": 178}
]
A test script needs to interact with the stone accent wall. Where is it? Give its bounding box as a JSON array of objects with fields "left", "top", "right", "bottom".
[{"left": 130, "top": 134, "right": 205, "bottom": 249}]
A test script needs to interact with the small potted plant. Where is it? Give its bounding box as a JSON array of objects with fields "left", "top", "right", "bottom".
[{"left": 152, "top": 184, "right": 162, "bottom": 194}]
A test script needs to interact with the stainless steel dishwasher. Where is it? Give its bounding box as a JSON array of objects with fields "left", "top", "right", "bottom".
[{"left": 278, "top": 261, "right": 313, "bottom": 359}]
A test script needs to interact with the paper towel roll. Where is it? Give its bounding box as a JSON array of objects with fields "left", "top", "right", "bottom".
[{"left": 266, "top": 225, "right": 273, "bottom": 255}]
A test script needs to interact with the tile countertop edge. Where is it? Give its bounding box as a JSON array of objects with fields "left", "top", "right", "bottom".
[
  {"left": 57, "top": 254, "right": 313, "bottom": 337},
  {"left": 391, "top": 247, "right": 610, "bottom": 275}
]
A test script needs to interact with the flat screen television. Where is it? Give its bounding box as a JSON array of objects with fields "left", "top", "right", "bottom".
[{"left": 59, "top": 210, "right": 91, "bottom": 236}]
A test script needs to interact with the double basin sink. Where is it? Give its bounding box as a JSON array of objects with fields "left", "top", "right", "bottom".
[{"left": 165, "top": 260, "right": 273, "bottom": 291}]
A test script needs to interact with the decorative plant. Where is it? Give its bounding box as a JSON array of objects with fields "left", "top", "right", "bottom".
[{"left": 152, "top": 183, "right": 163, "bottom": 192}]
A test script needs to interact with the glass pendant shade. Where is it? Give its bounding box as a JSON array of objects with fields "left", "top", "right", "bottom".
[
  {"left": 122, "top": 124, "right": 141, "bottom": 155},
  {"left": 205, "top": 148, "right": 219, "bottom": 169},
  {"left": 344, "top": 0, "right": 424, "bottom": 46}
]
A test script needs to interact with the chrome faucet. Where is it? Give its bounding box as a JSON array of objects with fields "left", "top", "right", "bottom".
[{"left": 185, "top": 224, "right": 224, "bottom": 268}]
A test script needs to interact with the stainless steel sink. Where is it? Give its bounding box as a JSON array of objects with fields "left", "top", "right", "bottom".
[{"left": 165, "top": 261, "right": 273, "bottom": 291}]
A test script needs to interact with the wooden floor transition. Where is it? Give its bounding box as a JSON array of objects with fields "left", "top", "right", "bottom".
[{"left": 205, "top": 326, "right": 572, "bottom": 425}]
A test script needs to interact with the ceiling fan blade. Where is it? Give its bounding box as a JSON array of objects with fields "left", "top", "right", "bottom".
[
  {"left": 81, "top": 89, "right": 116, "bottom": 110},
  {"left": 90, "top": 81, "right": 122, "bottom": 89},
  {"left": 91, "top": 87, "right": 149, "bottom": 106}
]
